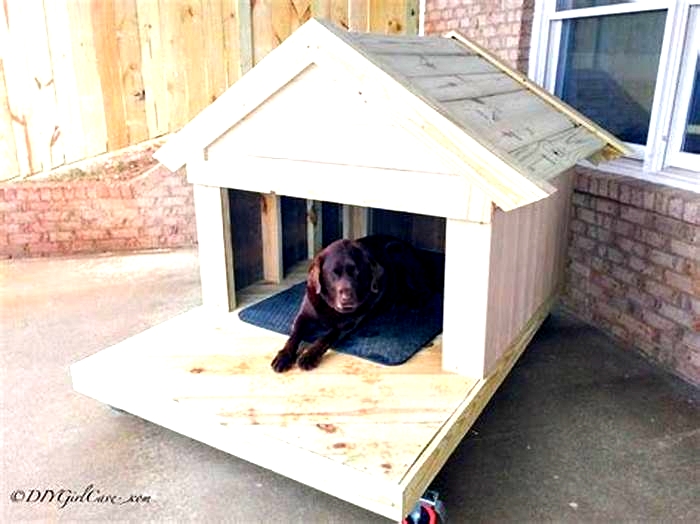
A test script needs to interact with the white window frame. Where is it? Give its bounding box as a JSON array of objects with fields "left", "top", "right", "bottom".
[{"left": 529, "top": 0, "right": 700, "bottom": 193}]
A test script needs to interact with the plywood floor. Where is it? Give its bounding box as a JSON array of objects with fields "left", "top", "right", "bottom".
[{"left": 71, "top": 267, "right": 481, "bottom": 519}]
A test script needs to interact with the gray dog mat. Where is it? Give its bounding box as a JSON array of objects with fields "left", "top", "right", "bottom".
[{"left": 238, "top": 282, "right": 444, "bottom": 366}]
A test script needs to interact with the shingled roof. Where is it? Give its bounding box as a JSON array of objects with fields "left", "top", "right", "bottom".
[{"left": 155, "top": 18, "right": 627, "bottom": 211}]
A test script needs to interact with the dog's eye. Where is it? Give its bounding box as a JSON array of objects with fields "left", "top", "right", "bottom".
[
  {"left": 333, "top": 267, "right": 343, "bottom": 277},
  {"left": 345, "top": 265, "right": 356, "bottom": 276}
]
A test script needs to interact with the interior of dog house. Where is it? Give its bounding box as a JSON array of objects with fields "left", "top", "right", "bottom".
[{"left": 71, "top": 19, "right": 627, "bottom": 521}]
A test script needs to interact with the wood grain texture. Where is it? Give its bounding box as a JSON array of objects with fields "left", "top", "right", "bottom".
[
  {"left": 445, "top": 30, "right": 630, "bottom": 158},
  {"left": 510, "top": 125, "right": 606, "bottom": 182},
  {"left": 70, "top": 264, "right": 480, "bottom": 520},
  {"left": 261, "top": 193, "right": 284, "bottom": 283},
  {"left": 483, "top": 171, "right": 574, "bottom": 373},
  {"left": 71, "top": 261, "right": 556, "bottom": 519}
]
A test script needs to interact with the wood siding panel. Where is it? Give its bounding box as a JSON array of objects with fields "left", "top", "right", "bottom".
[{"left": 484, "top": 171, "right": 574, "bottom": 373}]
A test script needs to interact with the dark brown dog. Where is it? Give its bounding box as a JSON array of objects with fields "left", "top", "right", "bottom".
[{"left": 271, "top": 234, "right": 435, "bottom": 372}]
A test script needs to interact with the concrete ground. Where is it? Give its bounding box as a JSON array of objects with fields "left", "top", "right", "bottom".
[{"left": 1, "top": 249, "right": 698, "bottom": 523}]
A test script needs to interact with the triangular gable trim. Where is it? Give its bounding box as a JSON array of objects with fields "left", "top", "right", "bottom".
[{"left": 154, "top": 21, "right": 321, "bottom": 171}]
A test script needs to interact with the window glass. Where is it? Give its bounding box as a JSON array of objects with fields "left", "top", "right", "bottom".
[
  {"left": 681, "top": 62, "right": 700, "bottom": 154},
  {"left": 557, "top": 0, "right": 631, "bottom": 10},
  {"left": 554, "top": 10, "right": 666, "bottom": 145}
]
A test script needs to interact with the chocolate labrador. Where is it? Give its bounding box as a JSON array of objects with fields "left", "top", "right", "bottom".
[{"left": 271, "top": 234, "right": 436, "bottom": 372}]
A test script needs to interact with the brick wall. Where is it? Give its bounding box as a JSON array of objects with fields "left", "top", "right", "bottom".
[
  {"left": 424, "top": 0, "right": 534, "bottom": 72},
  {"left": 0, "top": 165, "right": 196, "bottom": 258},
  {"left": 564, "top": 167, "right": 700, "bottom": 385}
]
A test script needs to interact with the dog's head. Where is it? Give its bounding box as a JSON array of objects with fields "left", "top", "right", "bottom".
[{"left": 308, "top": 239, "right": 384, "bottom": 314}]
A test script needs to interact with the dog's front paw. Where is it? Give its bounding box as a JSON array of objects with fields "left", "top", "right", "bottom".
[
  {"left": 271, "top": 350, "right": 295, "bottom": 373},
  {"left": 297, "top": 347, "right": 324, "bottom": 371}
]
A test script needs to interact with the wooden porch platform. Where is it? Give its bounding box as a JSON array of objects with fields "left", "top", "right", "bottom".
[{"left": 70, "top": 267, "right": 550, "bottom": 521}]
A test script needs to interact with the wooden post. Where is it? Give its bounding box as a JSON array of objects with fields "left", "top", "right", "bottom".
[
  {"left": 307, "top": 200, "right": 323, "bottom": 258},
  {"left": 441, "top": 218, "right": 492, "bottom": 377},
  {"left": 192, "top": 184, "right": 236, "bottom": 312},
  {"left": 342, "top": 205, "right": 369, "bottom": 239},
  {"left": 261, "top": 193, "right": 284, "bottom": 283}
]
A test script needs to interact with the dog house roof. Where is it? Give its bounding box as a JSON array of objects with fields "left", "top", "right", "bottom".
[{"left": 155, "top": 18, "right": 627, "bottom": 211}]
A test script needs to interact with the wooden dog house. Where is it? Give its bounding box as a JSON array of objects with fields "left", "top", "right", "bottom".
[{"left": 71, "top": 19, "right": 627, "bottom": 520}]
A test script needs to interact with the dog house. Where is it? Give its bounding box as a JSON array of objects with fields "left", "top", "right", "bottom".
[{"left": 71, "top": 19, "right": 627, "bottom": 520}]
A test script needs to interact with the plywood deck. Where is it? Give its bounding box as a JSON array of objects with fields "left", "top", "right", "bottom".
[{"left": 71, "top": 266, "right": 551, "bottom": 520}]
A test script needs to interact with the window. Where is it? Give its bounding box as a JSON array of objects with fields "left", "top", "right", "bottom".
[{"left": 530, "top": 1, "right": 700, "bottom": 191}]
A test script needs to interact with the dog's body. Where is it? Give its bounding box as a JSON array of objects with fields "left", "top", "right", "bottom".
[{"left": 271, "top": 234, "right": 438, "bottom": 372}]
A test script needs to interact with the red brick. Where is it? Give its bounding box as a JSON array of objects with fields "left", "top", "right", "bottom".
[
  {"left": 669, "top": 239, "right": 699, "bottom": 262},
  {"left": 658, "top": 302, "right": 694, "bottom": 330},
  {"left": 615, "top": 237, "right": 647, "bottom": 258},
  {"left": 664, "top": 270, "right": 697, "bottom": 295},
  {"left": 109, "top": 228, "right": 139, "bottom": 239},
  {"left": 77, "top": 230, "right": 108, "bottom": 241},
  {"left": 619, "top": 205, "right": 649, "bottom": 225},
  {"left": 645, "top": 279, "right": 682, "bottom": 306},
  {"left": 49, "top": 231, "right": 75, "bottom": 242},
  {"left": 642, "top": 309, "right": 679, "bottom": 332},
  {"left": 71, "top": 240, "right": 96, "bottom": 252},
  {"left": 611, "top": 264, "right": 639, "bottom": 286},
  {"left": 94, "top": 238, "right": 129, "bottom": 251},
  {"left": 682, "top": 201, "right": 700, "bottom": 225},
  {"left": 627, "top": 287, "right": 657, "bottom": 308},
  {"left": 0, "top": 200, "right": 22, "bottom": 212},
  {"left": 618, "top": 312, "right": 657, "bottom": 341},
  {"left": 9, "top": 233, "right": 41, "bottom": 244},
  {"left": 637, "top": 228, "right": 667, "bottom": 249}
]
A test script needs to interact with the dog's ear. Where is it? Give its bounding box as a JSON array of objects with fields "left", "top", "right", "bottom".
[
  {"left": 308, "top": 254, "right": 324, "bottom": 295},
  {"left": 369, "top": 256, "right": 384, "bottom": 294}
]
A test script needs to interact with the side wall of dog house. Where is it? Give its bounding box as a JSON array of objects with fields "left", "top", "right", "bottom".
[{"left": 484, "top": 170, "right": 574, "bottom": 373}]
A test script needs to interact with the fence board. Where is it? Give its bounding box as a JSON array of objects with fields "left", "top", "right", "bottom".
[
  {"left": 0, "top": 61, "right": 19, "bottom": 180},
  {"left": 0, "top": 0, "right": 418, "bottom": 179},
  {"left": 2, "top": 0, "right": 61, "bottom": 175},
  {"left": 114, "top": 0, "right": 149, "bottom": 145}
]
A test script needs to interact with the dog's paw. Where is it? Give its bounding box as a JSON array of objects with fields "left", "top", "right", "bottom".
[
  {"left": 297, "top": 348, "right": 323, "bottom": 371},
  {"left": 271, "top": 350, "right": 295, "bottom": 373}
]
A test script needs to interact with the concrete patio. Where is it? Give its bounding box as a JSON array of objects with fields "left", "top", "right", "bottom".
[{"left": 1, "top": 248, "right": 698, "bottom": 522}]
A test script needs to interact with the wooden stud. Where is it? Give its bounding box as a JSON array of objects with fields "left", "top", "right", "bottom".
[
  {"left": 442, "top": 218, "right": 492, "bottom": 377},
  {"left": 261, "top": 193, "right": 284, "bottom": 284},
  {"left": 192, "top": 184, "right": 236, "bottom": 312},
  {"left": 306, "top": 200, "right": 323, "bottom": 257},
  {"left": 342, "top": 205, "right": 369, "bottom": 240}
]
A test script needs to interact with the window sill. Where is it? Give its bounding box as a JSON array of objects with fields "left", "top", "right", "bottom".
[{"left": 579, "top": 157, "right": 699, "bottom": 194}]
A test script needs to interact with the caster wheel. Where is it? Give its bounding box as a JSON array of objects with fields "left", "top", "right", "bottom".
[{"left": 403, "top": 490, "right": 446, "bottom": 524}]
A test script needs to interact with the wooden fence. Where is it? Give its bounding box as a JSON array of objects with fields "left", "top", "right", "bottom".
[{"left": 0, "top": 0, "right": 418, "bottom": 180}]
